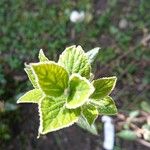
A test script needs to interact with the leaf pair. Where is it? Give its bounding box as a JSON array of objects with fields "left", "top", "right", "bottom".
[
  {"left": 17, "top": 45, "right": 117, "bottom": 136},
  {"left": 81, "top": 77, "right": 117, "bottom": 127}
]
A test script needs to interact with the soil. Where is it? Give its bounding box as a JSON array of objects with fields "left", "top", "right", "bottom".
[{"left": 1, "top": 104, "right": 149, "bottom": 150}]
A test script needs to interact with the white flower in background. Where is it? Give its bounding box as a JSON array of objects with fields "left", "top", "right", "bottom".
[
  {"left": 102, "top": 116, "right": 115, "bottom": 150},
  {"left": 70, "top": 10, "right": 85, "bottom": 23},
  {"left": 119, "top": 18, "right": 128, "bottom": 29}
]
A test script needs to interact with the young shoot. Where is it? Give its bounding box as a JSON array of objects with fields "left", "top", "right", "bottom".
[{"left": 17, "top": 45, "right": 117, "bottom": 136}]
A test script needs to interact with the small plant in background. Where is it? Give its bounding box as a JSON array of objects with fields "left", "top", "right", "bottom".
[
  {"left": 0, "top": 123, "right": 11, "bottom": 141},
  {"left": 17, "top": 45, "right": 117, "bottom": 136},
  {"left": 117, "top": 101, "right": 150, "bottom": 143}
]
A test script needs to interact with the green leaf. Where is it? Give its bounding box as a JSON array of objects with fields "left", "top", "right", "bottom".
[
  {"left": 91, "top": 96, "right": 117, "bottom": 115},
  {"left": 66, "top": 74, "right": 94, "bottom": 109},
  {"left": 86, "top": 47, "right": 100, "bottom": 64},
  {"left": 129, "top": 110, "right": 140, "bottom": 119},
  {"left": 117, "top": 130, "right": 137, "bottom": 141},
  {"left": 39, "top": 96, "right": 80, "bottom": 134},
  {"left": 77, "top": 116, "right": 98, "bottom": 135},
  {"left": 38, "top": 49, "right": 49, "bottom": 62},
  {"left": 91, "top": 76, "right": 117, "bottom": 99},
  {"left": 142, "top": 124, "right": 150, "bottom": 141},
  {"left": 17, "top": 89, "right": 43, "bottom": 103},
  {"left": 31, "top": 62, "right": 69, "bottom": 97},
  {"left": 58, "top": 45, "right": 91, "bottom": 79},
  {"left": 24, "top": 64, "right": 38, "bottom": 89},
  {"left": 82, "top": 104, "right": 98, "bottom": 125}
]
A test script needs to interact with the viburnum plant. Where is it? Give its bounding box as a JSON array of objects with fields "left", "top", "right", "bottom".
[{"left": 17, "top": 45, "right": 117, "bottom": 136}]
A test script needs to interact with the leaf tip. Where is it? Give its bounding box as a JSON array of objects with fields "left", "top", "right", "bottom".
[
  {"left": 38, "top": 49, "right": 44, "bottom": 57},
  {"left": 39, "top": 49, "right": 44, "bottom": 53},
  {"left": 17, "top": 97, "right": 24, "bottom": 104},
  {"left": 16, "top": 100, "right": 20, "bottom": 104}
]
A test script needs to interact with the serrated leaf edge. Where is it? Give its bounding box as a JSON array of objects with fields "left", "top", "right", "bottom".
[
  {"left": 66, "top": 73, "right": 95, "bottom": 109},
  {"left": 37, "top": 96, "right": 46, "bottom": 137},
  {"left": 38, "top": 49, "right": 49, "bottom": 62},
  {"left": 30, "top": 61, "right": 69, "bottom": 97},
  {"left": 24, "top": 63, "right": 39, "bottom": 89},
  {"left": 17, "top": 89, "right": 44, "bottom": 104},
  {"left": 38, "top": 97, "right": 79, "bottom": 135},
  {"left": 76, "top": 45, "right": 91, "bottom": 76},
  {"left": 58, "top": 45, "right": 76, "bottom": 63},
  {"left": 81, "top": 104, "right": 98, "bottom": 125},
  {"left": 58, "top": 45, "right": 91, "bottom": 79},
  {"left": 90, "top": 96, "right": 118, "bottom": 115},
  {"left": 92, "top": 76, "right": 117, "bottom": 98}
]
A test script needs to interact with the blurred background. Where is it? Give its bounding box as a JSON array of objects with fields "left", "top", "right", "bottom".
[{"left": 0, "top": 0, "right": 150, "bottom": 150}]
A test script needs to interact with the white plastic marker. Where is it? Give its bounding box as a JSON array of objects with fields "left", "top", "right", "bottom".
[
  {"left": 70, "top": 10, "right": 85, "bottom": 23},
  {"left": 102, "top": 116, "right": 115, "bottom": 150}
]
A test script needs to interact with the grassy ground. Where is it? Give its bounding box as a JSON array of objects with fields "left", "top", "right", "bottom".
[{"left": 0, "top": 0, "right": 150, "bottom": 149}]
